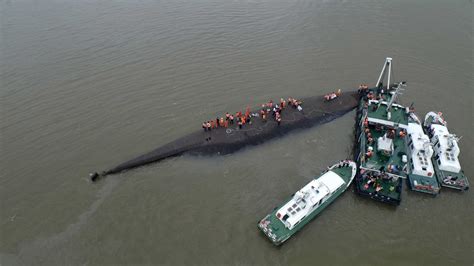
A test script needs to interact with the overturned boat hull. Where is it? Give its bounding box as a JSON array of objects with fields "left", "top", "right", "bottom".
[{"left": 91, "top": 90, "right": 360, "bottom": 181}]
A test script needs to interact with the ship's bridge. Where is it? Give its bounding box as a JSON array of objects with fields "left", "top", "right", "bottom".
[{"left": 276, "top": 171, "right": 344, "bottom": 230}]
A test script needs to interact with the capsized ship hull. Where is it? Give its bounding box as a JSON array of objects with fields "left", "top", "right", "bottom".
[{"left": 91, "top": 91, "right": 360, "bottom": 181}]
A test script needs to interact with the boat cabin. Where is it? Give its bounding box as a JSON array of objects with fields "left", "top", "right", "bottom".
[
  {"left": 275, "top": 172, "right": 344, "bottom": 230},
  {"left": 406, "top": 123, "right": 434, "bottom": 177},
  {"left": 377, "top": 133, "right": 394, "bottom": 156},
  {"left": 429, "top": 124, "right": 461, "bottom": 173}
]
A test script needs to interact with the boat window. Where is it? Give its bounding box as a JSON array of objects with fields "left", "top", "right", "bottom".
[
  {"left": 291, "top": 211, "right": 296, "bottom": 215},
  {"left": 318, "top": 199, "right": 322, "bottom": 205},
  {"left": 292, "top": 204, "right": 297, "bottom": 208},
  {"left": 296, "top": 207, "right": 301, "bottom": 212},
  {"left": 282, "top": 214, "right": 289, "bottom": 221},
  {"left": 287, "top": 207, "right": 292, "bottom": 212},
  {"left": 437, "top": 159, "right": 441, "bottom": 165},
  {"left": 422, "top": 167, "right": 427, "bottom": 171}
]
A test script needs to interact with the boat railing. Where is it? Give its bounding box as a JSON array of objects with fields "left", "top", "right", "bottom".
[{"left": 360, "top": 166, "right": 406, "bottom": 179}]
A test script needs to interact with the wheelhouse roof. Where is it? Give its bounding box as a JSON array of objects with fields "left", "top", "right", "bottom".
[{"left": 276, "top": 171, "right": 344, "bottom": 230}]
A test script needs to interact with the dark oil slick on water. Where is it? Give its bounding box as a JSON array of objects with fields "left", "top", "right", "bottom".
[{"left": 1, "top": 0, "right": 472, "bottom": 265}]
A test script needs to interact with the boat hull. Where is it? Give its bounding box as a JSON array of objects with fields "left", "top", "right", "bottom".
[
  {"left": 92, "top": 91, "right": 360, "bottom": 180},
  {"left": 258, "top": 162, "right": 356, "bottom": 245}
]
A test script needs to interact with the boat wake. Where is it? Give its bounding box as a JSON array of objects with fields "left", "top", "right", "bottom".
[{"left": 13, "top": 178, "right": 120, "bottom": 264}]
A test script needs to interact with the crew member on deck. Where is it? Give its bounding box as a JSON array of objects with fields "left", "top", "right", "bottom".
[{"left": 399, "top": 130, "right": 406, "bottom": 138}]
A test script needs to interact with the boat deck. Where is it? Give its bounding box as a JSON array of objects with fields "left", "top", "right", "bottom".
[
  {"left": 367, "top": 104, "right": 408, "bottom": 126},
  {"left": 355, "top": 124, "right": 406, "bottom": 204},
  {"left": 331, "top": 165, "right": 355, "bottom": 181},
  {"left": 407, "top": 174, "right": 440, "bottom": 195},
  {"left": 354, "top": 87, "right": 409, "bottom": 205},
  {"left": 258, "top": 165, "right": 353, "bottom": 245},
  {"left": 356, "top": 172, "right": 401, "bottom": 201},
  {"left": 434, "top": 167, "right": 469, "bottom": 191},
  {"left": 361, "top": 128, "right": 407, "bottom": 173}
]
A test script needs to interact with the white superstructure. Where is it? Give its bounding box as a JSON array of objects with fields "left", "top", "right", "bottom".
[
  {"left": 275, "top": 162, "right": 356, "bottom": 230},
  {"left": 424, "top": 112, "right": 461, "bottom": 173},
  {"left": 429, "top": 125, "right": 461, "bottom": 173},
  {"left": 406, "top": 115, "right": 435, "bottom": 177}
]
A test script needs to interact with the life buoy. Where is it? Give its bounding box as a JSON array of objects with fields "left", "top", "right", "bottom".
[{"left": 428, "top": 172, "right": 432, "bottom": 176}]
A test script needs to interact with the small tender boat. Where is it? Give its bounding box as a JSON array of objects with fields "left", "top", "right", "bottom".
[
  {"left": 405, "top": 112, "right": 440, "bottom": 194},
  {"left": 423, "top": 112, "right": 469, "bottom": 190},
  {"left": 258, "top": 160, "right": 356, "bottom": 246}
]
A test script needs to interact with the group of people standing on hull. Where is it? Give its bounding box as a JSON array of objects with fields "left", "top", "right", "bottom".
[{"left": 202, "top": 97, "right": 303, "bottom": 132}]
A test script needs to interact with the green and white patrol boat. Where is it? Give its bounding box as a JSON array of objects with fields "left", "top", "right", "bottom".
[
  {"left": 354, "top": 57, "right": 410, "bottom": 205},
  {"left": 405, "top": 112, "right": 440, "bottom": 194},
  {"left": 258, "top": 160, "right": 356, "bottom": 246},
  {"left": 423, "top": 112, "right": 469, "bottom": 190}
]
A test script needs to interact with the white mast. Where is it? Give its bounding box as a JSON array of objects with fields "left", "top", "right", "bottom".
[
  {"left": 375, "top": 57, "right": 392, "bottom": 91},
  {"left": 386, "top": 81, "right": 406, "bottom": 111}
]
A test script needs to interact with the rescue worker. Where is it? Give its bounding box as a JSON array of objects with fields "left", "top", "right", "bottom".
[
  {"left": 280, "top": 98, "right": 285, "bottom": 109},
  {"left": 276, "top": 113, "right": 281, "bottom": 126},
  {"left": 206, "top": 121, "right": 212, "bottom": 131},
  {"left": 366, "top": 147, "right": 374, "bottom": 158},
  {"left": 366, "top": 150, "right": 373, "bottom": 158},
  {"left": 399, "top": 130, "right": 406, "bottom": 138},
  {"left": 202, "top": 122, "right": 207, "bottom": 131}
]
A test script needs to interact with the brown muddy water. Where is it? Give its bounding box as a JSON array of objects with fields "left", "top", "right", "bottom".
[{"left": 1, "top": 0, "right": 472, "bottom": 265}]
